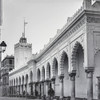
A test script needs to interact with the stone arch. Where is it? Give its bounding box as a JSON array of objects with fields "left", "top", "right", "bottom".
[
  {"left": 25, "top": 74, "right": 28, "bottom": 84},
  {"left": 22, "top": 76, "right": 24, "bottom": 85},
  {"left": 37, "top": 68, "right": 41, "bottom": 81},
  {"left": 60, "top": 51, "right": 69, "bottom": 75},
  {"left": 52, "top": 57, "right": 58, "bottom": 77},
  {"left": 12, "top": 80, "right": 13, "bottom": 86},
  {"left": 71, "top": 41, "right": 86, "bottom": 98},
  {"left": 19, "top": 77, "right": 21, "bottom": 85},
  {"left": 52, "top": 57, "right": 59, "bottom": 96},
  {"left": 14, "top": 79, "right": 15, "bottom": 86},
  {"left": 60, "top": 50, "right": 70, "bottom": 96},
  {"left": 42, "top": 66, "right": 45, "bottom": 81},
  {"left": 71, "top": 41, "right": 84, "bottom": 70},
  {"left": 16, "top": 78, "right": 18, "bottom": 86},
  {"left": 30, "top": 71, "right": 33, "bottom": 82},
  {"left": 46, "top": 62, "right": 51, "bottom": 79}
]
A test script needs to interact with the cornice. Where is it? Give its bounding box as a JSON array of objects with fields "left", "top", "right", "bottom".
[
  {"left": 9, "top": 64, "right": 28, "bottom": 76},
  {"left": 35, "top": 10, "right": 85, "bottom": 61},
  {"left": 35, "top": 10, "right": 100, "bottom": 62}
]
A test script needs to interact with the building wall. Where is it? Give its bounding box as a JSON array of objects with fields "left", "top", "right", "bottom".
[
  {"left": 14, "top": 43, "right": 32, "bottom": 70},
  {"left": 9, "top": 0, "right": 100, "bottom": 99}
]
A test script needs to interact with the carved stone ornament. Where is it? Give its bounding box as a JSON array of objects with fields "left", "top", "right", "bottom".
[{"left": 87, "top": 17, "right": 100, "bottom": 23}]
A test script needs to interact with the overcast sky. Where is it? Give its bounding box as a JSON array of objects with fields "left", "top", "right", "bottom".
[{"left": 1, "top": 0, "right": 83, "bottom": 58}]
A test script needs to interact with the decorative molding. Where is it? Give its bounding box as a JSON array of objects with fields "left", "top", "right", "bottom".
[
  {"left": 35, "top": 14, "right": 85, "bottom": 62},
  {"left": 87, "top": 17, "right": 100, "bottom": 23}
]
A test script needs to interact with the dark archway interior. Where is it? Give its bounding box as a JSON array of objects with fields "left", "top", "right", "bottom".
[
  {"left": 30, "top": 71, "right": 33, "bottom": 82},
  {"left": 54, "top": 58, "right": 59, "bottom": 96},
  {"left": 75, "top": 44, "right": 86, "bottom": 98},
  {"left": 42, "top": 67, "right": 45, "bottom": 80},
  {"left": 37, "top": 69, "right": 40, "bottom": 81},
  {"left": 62, "top": 52, "right": 71, "bottom": 97}
]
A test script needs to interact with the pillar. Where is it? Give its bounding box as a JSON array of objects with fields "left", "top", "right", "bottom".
[
  {"left": 33, "top": 82, "right": 36, "bottom": 96},
  {"left": 25, "top": 84, "right": 27, "bottom": 95},
  {"left": 59, "top": 75, "right": 64, "bottom": 99},
  {"left": 20, "top": 85, "right": 22, "bottom": 95},
  {"left": 85, "top": 68, "right": 94, "bottom": 100},
  {"left": 69, "top": 72, "right": 76, "bottom": 100},
  {"left": 19, "top": 85, "right": 20, "bottom": 95},
  {"left": 29, "top": 82, "right": 33, "bottom": 95},
  {"left": 51, "top": 78, "right": 55, "bottom": 93},
  {"left": 41, "top": 81, "right": 44, "bottom": 96},
  {"left": 97, "top": 77, "right": 100, "bottom": 100},
  {"left": 45, "top": 80, "right": 50, "bottom": 97},
  {"left": 22, "top": 85, "right": 23, "bottom": 95}
]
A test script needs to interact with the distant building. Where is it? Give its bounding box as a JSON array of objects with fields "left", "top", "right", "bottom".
[{"left": 1, "top": 55, "right": 14, "bottom": 96}]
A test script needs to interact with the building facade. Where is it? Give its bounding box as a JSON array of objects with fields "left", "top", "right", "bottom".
[
  {"left": 1, "top": 55, "right": 14, "bottom": 96},
  {"left": 9, "top": 0, "right": 100, "bottom": 100}
]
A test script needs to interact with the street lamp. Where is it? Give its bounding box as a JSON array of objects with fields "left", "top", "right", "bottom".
[
  {"left": 0, "top": 41, "right": 7, "bottom": 52},
  {"left": 0, "top": 41, "right": 7, "bottom": 86}
]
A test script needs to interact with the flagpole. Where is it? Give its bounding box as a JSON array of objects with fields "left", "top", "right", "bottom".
[{"left": 23, "top": 18, "right": 28, "bottom": 38}]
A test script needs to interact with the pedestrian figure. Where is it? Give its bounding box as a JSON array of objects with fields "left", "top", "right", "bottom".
[
  {"left": 48, "top": 86, "right": 55, "bottom": 100},
  {"left": 35, "top": 89, "right": 38, "bottom": 97}
]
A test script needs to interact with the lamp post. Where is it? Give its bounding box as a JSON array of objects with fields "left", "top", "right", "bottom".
[{"left": 0, "top": 41, "right": 7, "bottom": 96}]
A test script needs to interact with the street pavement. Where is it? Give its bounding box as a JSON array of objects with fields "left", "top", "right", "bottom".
[{"left": 0, "top": 97, "right": 42, "bottom": 100}]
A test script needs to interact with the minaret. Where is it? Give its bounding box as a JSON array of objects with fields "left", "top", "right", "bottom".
[
  {"left": 19, "top": 19, "right": 28, "bottom": 43},
  {"left": 14, "top": 20, "right": 32, "bottom": 69}
]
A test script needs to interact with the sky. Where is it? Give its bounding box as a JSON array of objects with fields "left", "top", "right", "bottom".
[{"left": 1, "top": 0, "right": 83, "bottom": 58}]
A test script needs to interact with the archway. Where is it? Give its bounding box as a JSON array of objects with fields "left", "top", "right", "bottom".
[
  {"left": 72, "top": 42, "right": 86, "bottom": 98},
  {"left": 30, "top": 71, "right": 33, "bottom": 95},
  {"left": 30, "top": 71, "right": 33, "bottom": 82},
  {"left": 46, "top": 63, "right": 51, "bottom": 79},
  {"left": 93, "top": 50, "right": 100, "bottom": 99},
  {"left": 60, "top": 51, "right": 70, "bottom": 97},
  {"left": 42, "top": 66, "right": 46, "bottom": 96},
  {"left": 22, "top": 76, "right": 24, "bottom": 95},
  {"left": 52, "top": 57, "right": 59, "bottom": 96},
  {"left": 19, "top": 77, "right": 21, "bottom": 95},
  {"left": 42, "top": 67, "right": 45, "bottom": 81},
  {"left": 37, "top": 69, "right": 41, "bottom": 82},
  {"left": 37, "top": 68, "right": 41, "bottom": 96},
  {"left": 25, "top": 74, "right": 28, "bottom": 94}
]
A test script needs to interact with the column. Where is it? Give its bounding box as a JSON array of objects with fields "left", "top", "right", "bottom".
[
  {"left": 33, "top": 82, "right": 35, "bottom": 96},
  {"left": 25, "top": 84, "right": 27, "bottom": 95},
  {"left": 69, "top": 72, "right": 76, "bottom": 100},
  {"left": 45, "top": 80, "right": 49, "bottom": 97},
  {"left": 12, "top": 86, "right": 14, "bottom": 95},
  {"left": 29, "top": 82, "right": 33, "bottom": 95},
  {"left": 85, "top": 68, "right": 94, "bottom": 100},
  {"left": 51, "top": 78, "right": 55, "bottom": 93},
  {"left": 41, "top": 81, "right": 44, "bottom": 96},
  {"left": 19, "top": 85, "right": 20, "bottom": 95},
  {"left": 22, "top": 85, "right": 23, "bottom": 96},
  {"left": 97, "top": 77, "right": 100, "bottom": 100},
  {"left": 16, "top": 86, "right": 17, "bottom": 96},
  {"left": 20, "top": 85, "right": 22, "bottom": 95},
  {"left": 59, "top": 75, "right": 64, "bottom": 100}
]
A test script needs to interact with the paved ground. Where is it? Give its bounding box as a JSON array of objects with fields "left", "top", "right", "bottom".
[{"left": 0, "top": 97, "right": 41, "bottom": 100}]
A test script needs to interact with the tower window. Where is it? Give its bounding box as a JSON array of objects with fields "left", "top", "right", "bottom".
[{"left": 9, "top": 60, "right": 12, "bottom": 64}]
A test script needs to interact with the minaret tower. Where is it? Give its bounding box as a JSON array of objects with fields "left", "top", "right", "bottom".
[{"left": 14, "top": 20, "right": 32, "bottom": 69}]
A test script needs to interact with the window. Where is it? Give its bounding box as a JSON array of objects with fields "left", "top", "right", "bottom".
[{"left": 9, "top": 60, "right": 12, "bottom": 64}]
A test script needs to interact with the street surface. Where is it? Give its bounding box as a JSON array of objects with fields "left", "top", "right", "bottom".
[{"left": 0, "top": 97, "right": 41, "bottom": 100}]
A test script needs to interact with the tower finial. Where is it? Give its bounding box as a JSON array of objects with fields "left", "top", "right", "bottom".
[{"left": 23, "top": 18, "right": 28, "bottom": 38}]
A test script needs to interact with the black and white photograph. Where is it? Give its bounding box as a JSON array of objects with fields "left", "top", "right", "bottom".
[{"left": 0, "top": 0, "right": 100, "bottom": 100}]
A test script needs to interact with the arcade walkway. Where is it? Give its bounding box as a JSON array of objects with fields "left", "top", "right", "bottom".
[{"left": 0, "top": 97, "right": 41, "bottom": 100}]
